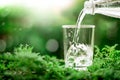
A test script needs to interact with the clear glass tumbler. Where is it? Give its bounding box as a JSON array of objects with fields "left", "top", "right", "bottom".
[{"left": 62, "top": 25, "right": 95, "bottom": 70}]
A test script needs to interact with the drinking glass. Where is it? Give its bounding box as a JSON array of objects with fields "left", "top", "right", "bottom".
[{"left": 62, "top": 25, "right": 95, "bottom": 70}]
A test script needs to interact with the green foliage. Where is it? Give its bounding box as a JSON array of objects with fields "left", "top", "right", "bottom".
[
  {"left": 0, "top": 6, "right": 28, "bottom": 34},
  {"left": 88, "top": 44, "right": 120, "bottom": 80},
  {"left": 0, "top": 45, "right": 65, "bottom": 80},
  {"left": 0, "top": 44, "right": 120, "bottom": 80},
  {"left": 89, "top": 44, "right": 120, "bottom": 71}
]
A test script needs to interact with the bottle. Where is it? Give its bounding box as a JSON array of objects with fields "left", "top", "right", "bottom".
[{"left": 84, "top": 0, "right": 120, "bottom": 18}]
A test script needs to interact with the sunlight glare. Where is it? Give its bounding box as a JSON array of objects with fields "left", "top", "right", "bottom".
[{"left": 0, "top": 0, "right": 74, "bottom": 11}]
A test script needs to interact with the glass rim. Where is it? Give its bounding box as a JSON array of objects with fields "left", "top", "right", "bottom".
[{"left": 62, "top": 25, "right": 95, "bottom": 28}]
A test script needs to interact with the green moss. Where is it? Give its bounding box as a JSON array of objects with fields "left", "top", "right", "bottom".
[{"left": 0, "top": 44, "right": 120, "bottom": 80}]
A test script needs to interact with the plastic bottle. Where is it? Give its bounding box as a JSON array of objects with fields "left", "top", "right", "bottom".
[{"left": 84, "top": 0, "right": 120, "bottom": 18}]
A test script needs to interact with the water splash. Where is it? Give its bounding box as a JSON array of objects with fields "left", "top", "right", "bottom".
[{"left": 65, "top": 43, "right": 93, "bottom": 70}]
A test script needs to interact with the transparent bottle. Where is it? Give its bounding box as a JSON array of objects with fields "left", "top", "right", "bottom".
[{"left": 84, "top": 0, "right": 120, "bottom": 18}]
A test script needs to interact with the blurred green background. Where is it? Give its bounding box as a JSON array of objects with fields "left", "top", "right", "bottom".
[{"left": 0, "top": 0, "right": 120, "bottom": 58}]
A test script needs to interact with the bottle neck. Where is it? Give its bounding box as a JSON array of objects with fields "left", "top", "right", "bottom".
[{"left": 84, "top": 1, "right": 95, "bottom": 15}]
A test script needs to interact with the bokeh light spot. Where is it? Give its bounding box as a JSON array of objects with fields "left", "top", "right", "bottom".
[
  {"left": 0, "top": 40, "right": 6, "bottom": 52},
  {"left": 46, "top": 39, "right": 59, "bottom": 52}
]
